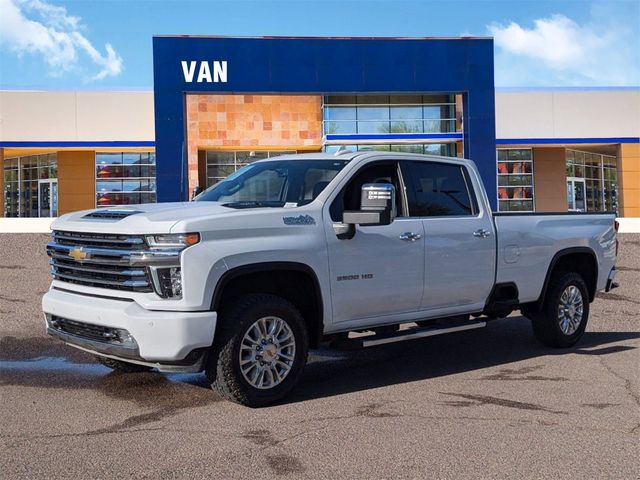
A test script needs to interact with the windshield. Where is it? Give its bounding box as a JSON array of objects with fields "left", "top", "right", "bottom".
[{"left": 195, "top": 159, "right": 349, "bottom": 208}]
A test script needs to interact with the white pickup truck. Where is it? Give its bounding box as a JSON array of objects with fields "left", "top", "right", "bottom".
[{"left": 43, "top": 152, "right": 619, "bottom": 407}]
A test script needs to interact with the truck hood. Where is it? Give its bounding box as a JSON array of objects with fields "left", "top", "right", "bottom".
[{"left": 51, "top": 202, "right": 243, "bottom": 234}]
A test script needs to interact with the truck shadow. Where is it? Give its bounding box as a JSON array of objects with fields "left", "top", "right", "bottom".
[
  {"left": 286, "top": 316, "right": 640, "bottom": 404},
  {"left": 1, "top": 316, "right": 637, "bottom": 408}
]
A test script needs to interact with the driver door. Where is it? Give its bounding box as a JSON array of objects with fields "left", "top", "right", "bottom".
[{"left": 324, "top": 161, "right": 425, "bottom": 324}]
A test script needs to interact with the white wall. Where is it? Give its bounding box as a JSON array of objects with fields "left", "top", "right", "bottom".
[
  {"left": 2, "top": 88, "right": 637, "bottom": 143},
  {"left": 495, "top": 89, "right": 640, "bottom": 140},
  {"left": 0, "top": 91, "right": 155, "bottom": 142}
]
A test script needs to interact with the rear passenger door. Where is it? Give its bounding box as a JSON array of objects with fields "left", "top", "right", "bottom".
[{"left": 401, "top": 160, "right": 495, "bottom": 312}]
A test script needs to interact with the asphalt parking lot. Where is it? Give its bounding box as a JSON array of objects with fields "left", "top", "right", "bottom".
[{"left": 1, "top": 233, "right": 639, "bottom": 479}]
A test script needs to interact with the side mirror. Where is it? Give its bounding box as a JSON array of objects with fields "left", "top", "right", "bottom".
[
  {"left": 343, "top": 183, "right": 396, "bottom": 226},
  {"left": 191, "top": 186, "right": 203, "bottom": 200}
]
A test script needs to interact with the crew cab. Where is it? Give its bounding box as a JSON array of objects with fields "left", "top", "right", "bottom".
[{"left": 43, "top": 152, "right": 619, "bottom": 407}]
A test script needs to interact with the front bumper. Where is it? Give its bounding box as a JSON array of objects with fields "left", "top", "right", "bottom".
[{"left": 42, "top": 288, "right": 217, "bottom": 372}]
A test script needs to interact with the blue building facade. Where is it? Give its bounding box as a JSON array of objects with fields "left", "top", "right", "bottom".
[{"left": 152, "top": 36, "right": 497, "bottom": 207}]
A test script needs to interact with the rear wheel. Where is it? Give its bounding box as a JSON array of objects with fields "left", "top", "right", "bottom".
[
  {"left": 529, "top": 272, "right": 590, "bottom": 348},
  {"left": 96, "top": 356, "right": 152, "bottom": 373},
  {"left": 207, "top": 294, "right": 309, "bottom": 407}
]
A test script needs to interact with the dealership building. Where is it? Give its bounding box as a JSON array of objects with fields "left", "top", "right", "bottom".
[{"left": 1, "top": 36, "right": 639, "bottom": 219}]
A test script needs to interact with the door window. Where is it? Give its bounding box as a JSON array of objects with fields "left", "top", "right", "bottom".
[
  {"left": 403, "top": 161, "right": 475, "bottom": 217},
  {"left": 330, "top": 162, "right": 405, "bottom": 222}
]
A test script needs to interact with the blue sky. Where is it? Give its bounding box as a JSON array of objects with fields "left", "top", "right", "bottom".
[{"left": 1, "top": 0, "right": 639, "bottom": 89}]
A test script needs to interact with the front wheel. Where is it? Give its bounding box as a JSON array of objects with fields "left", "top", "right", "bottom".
[
  {"left": 207, "top": 294, "right": 309, "bottom": 407},
  {"left": 530, "top": 272, "right": 590, "bottom": 348}
]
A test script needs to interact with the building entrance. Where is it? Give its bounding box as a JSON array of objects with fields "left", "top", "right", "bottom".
[
  {"left": 38, "top": 180, "right": 58, "bottom": 217},
  {"left": 566, "top": 178, "right": 586, "bottom": 212}
]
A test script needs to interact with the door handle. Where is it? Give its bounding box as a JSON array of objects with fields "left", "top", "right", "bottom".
[
  {"left": 399, "top": 232, "right": 422, "bottom": 242},
  {"left": 473, "top": 229, "right": 491, "bottom": 238}
]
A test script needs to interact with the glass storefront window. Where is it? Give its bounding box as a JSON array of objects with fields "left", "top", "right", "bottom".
[
  {"left": 96, "top": 152, "right": 156, "bottom": 207},
  {"left": 390, "top": 106, "right": 422, "bottom": 120},
  {"left": 205, "top": 150, "right": 296, "bottom": 188},
  {"left": 497, "top": 149, "right": 535, "bottom": 212},
  {"left": 323, "top": 94, "right": 458, "bottom": 136},
  {"left": 323, "top": 143, "right": 457, "bottom": 157},
  {"left": 3, "top": 153, "right": 57, "bottom": 217},
  {"left": 566, "top": 149, "right": 617, "bottom": 213}
]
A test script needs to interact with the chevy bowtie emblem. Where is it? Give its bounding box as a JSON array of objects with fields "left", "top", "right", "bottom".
[{"left": 69, "top": 247, "right": 88, "bottom": 262}]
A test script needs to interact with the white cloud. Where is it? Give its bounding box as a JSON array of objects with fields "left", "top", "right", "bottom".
[
  {"left": 0, "top": 0, "right": 123, "bottom": 81},
  {"left": 486, "top": 8, "right": 640, "bottom": 86}
]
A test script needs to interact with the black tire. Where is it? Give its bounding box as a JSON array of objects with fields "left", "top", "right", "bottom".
[
  {"left": 207, "top": 294, "right": 309, "bottom": 408},
  {"left": 530, "top": 272, "right": 590, "bottom": 348},
  {"left": 96, "top": 356, "right": 152, "bottom": 373}
]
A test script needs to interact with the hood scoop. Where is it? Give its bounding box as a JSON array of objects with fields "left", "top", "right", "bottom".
[{"left": 83, "top": 209, "right": 143, "bottom": 220}]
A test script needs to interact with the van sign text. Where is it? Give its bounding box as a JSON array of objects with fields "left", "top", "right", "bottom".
[{"left": 181, "top": 61, "right": 228, "bottom": 83}]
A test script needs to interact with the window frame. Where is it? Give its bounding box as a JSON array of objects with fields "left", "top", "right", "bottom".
[
  {"left": 496, "top": 147, "right": 535, "bottom": 213},
  {"left": 322, "top": 94, "right": 458, "bottom": 136},
  {"left": 95, "top": 151, "right": 157, "bottom": 208},
  {"left": 565, "top": 148, "right": 618, "bottom": 214},
  {"left": 401, "top": 160, "right": 479, "bottom": 219},
  {"left": 3, "top": 153, "right": 57, "bottom": 218}
]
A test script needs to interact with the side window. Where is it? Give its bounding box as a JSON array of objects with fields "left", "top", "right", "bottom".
[
  {"left": 404, "top": 161, "right": 475, "bottom": 217},
  {"left": 330, "top": 162, "right": 403, "bottom": 222},
  {"left": 302, "top": 168, "right": 342, "bottom": 202}
]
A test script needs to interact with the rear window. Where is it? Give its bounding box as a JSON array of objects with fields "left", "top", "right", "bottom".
[{"left": 403, "top": 161, "right": 475, "bottom": 217}]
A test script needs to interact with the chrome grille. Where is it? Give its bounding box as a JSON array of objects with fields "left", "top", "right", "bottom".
[
  {"left": 47, "top": 230, "right": 153, "bottom": 292},
  {"left": 52, "top": 230, "right": 145, "bottom": 249}
]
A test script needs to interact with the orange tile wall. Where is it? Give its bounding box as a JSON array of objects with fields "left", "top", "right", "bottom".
[
  {"left": 618, "top": 143, "right": 640, "bottom": 217},
  {"left": 532, "top": 147, "right": 569, "bottom": 212},
  {"left": 57, "top": 151, "right": 96, "bottom": 215},
  {"left": 185, "top": 94, "right": 323, "bottom": 192}
]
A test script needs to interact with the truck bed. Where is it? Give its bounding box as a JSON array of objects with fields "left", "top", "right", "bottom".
[{"left": 493, "top": 212, "right": 617, "bottom": 303}]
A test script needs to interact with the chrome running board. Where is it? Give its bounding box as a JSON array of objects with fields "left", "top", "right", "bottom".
[{"left": 335, "top": 320, "right": 487, "bottom": 349}]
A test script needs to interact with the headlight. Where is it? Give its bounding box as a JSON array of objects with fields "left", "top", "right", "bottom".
[
  {"left": 146, "top": 233, "right": 200, "bottom": 249},
  {"left": 146, "top": 233, "right": 198, "bottom": 299},
  {"left": 152, "top": 266, "right": 183, "bottom": 299}
]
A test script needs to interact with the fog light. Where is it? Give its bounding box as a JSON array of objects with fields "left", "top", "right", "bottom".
[
  {"left": 114, "top": 329, "right": 136, "bottom": 347},
  {"left": 153, "top": 267, "right": 183, "bottom": 298}
]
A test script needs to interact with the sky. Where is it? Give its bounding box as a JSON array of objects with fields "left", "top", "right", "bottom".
[{"left": 0, "top": 0, "right": 639, "bottom": 90}]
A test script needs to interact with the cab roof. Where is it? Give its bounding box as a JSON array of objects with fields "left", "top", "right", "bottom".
[{"left": 263, "top": 150, "right": 466, "bottom": 164}]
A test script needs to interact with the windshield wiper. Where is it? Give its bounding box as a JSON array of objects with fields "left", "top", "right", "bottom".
[{"left": 222, "top": 201, "right": 281, "bottom": 209}]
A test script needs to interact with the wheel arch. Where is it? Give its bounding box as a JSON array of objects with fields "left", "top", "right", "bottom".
[
  {"left": 530, "top": 247, "right": 598, "bottom": 311},
  {"left": 211, "top": 261, "right": 324, "bottom": 348}
]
